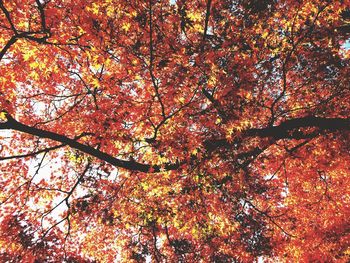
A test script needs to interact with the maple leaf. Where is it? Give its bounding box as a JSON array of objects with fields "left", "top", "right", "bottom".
[{"left": 0, "top": 0, "right": 349, "bottom": 262}]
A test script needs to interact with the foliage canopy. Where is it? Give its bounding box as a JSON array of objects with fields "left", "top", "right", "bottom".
[{"left": 0, "top": 0, "right": 350, "bottom": 261}]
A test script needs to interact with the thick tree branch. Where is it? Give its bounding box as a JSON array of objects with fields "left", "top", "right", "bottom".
[
  {"left": 0, "top": 113, "right": 180, "bottom": 173},
  {"left": 0, "top": 133, "right": 90, "bottom": 161},
  {"left": 1, "top": 114, "right": 348, "bottom": 173},
  {"left": 205, "top": 116, "right": 350, "bottom": 150},
  {"left": 246, "top": 116, "right": 350, "bottom": 138}
]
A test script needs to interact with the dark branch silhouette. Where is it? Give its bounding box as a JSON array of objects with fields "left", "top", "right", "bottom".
[{"left": 1, "top": 112, "right": 349, "bottom": 172}]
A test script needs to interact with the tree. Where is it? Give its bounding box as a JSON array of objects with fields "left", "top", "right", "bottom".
[{"left": 0, "top": 0, "right": 349, "bottom": 261}]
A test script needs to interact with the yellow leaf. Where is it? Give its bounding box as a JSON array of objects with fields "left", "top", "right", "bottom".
[
  {"left": 23, "top": 49, "right": 35, "bottom": 61},
  {"left": 187, "top": 12, "right": 202, "bottom": 22},
  {"left": 78, "top": 26, "right": 86, "bottom": 35},
  {"left": 89, "top": 3, "right": 99, "bottom": 15},
  {"left": 121, "top": 22, "right": 131, "bottom": 32},
  {"left": 191, "top": 148, "right": 198, "bottom": 155},
  {"left": 208, "top": 74, "right": 217, "bottom": 86},
  {"left": 0, "top": 111, "right": 7, "bottom": 120},
  {"left": 29, "top": 61, "right": 39, "bottom": 69},
  {"left": 178, "top": 97, "right": 185, "bottom": 104},
  {"left": 261, "top": 31, "right": 269, "bottom": 39}
]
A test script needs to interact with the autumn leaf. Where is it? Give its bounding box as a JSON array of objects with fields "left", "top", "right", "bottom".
[{"left": 0, "top": 0, "right": 349, "bottom": 262}]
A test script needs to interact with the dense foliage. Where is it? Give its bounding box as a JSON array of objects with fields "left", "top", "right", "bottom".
[{"left": 0, "top": 0, "right": 350, "bottom": 261}]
